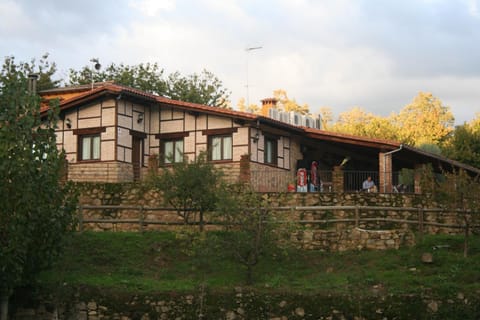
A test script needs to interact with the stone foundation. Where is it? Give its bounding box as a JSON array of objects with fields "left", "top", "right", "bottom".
[{"left": 69, "top": 162, "right": 134, "bottom": 182}]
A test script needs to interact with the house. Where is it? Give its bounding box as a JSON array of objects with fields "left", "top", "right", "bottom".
[{"left": 40, "top": 82, "right": 480, "bottom": 193}]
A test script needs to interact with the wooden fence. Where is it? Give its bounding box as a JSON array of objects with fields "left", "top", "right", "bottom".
[{"left": 77, "top": 204, "right": 478, "bottom": 235}]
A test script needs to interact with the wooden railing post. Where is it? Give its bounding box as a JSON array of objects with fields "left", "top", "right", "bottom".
[
  {"left": 355, "top": 206, "right": 359, "bottom": 228},
  {"left": 418, "top": 207, "right": 424, "bottom": 242},
  {"left": 78, "top": 205, "right": 83, "bottom": 233},
  {"left": 139, "top": 206, "right": 145, "bottom": 232},
  {"left": 464, "top": 212, "right": 469, "bottom": 258}
]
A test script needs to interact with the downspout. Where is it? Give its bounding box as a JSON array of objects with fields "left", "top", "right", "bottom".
[{"left": 383, "top": 144, "right": 403, "bottom": 193}]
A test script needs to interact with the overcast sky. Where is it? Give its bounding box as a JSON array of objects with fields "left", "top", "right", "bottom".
[{"left": 1, "top": 0, "right": 479, "bottom": 124}]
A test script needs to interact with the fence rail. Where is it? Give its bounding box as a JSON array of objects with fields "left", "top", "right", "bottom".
[{"left": 77, "top": 204, "right": 479, "bottom": 233}]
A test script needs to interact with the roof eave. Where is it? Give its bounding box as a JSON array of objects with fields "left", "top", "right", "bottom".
[{"left": 402, "top": 145, "right": 480, "bottom": 175}]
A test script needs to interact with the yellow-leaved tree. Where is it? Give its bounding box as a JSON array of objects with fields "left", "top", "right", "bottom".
[
  {"left": 317, "top": 106, "right": 333, "bottom": 130},
  {"left": 393, "top": 92, "right": 454, "bottom": 146},
  {"left": 273, "top": 89, "right": 310, "bottom": 115},
  {"left": 468, "top": 112, "right": 480, "bottom": 132},
  {"left": 236, "top": 89, "right": 310, "bottom": 115},
  {"left": 330, "top": 107, "right": 398, "bottom": 140},
  {"left": 237, "top": 97, "right": 260, "bottom": 114}
]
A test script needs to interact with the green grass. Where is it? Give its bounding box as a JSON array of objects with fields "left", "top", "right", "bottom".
[{"left": 39, "top": 231, "right": 480, "bottom": 297}]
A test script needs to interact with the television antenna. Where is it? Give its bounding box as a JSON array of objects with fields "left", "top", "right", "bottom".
[
  {"left": 245, "top": 46, "right": 262, "bottom": 107},
  {"left": 90, "top": 58, "right": 101, "bottom": 90}
]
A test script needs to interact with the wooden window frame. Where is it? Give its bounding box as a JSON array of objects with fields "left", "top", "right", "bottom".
[
  {"left": 208, "top": 134, "right": 233, "bottom": 161},
  {"left": 160, "top": 138, "right": 184, "bottom": 165},
  {"left": 264, "top": 135, "right": 278, "bottom": 165},
  {"left": 78, "top": 134, "right": 101, "bottom": 161},
  {"left": 73, "top": 127, "right": 105, "bottom": 162}
]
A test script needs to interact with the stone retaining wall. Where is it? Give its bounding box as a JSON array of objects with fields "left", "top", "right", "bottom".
[
  {"left": 75, "top": 183, "right": 472, "bottom": 249},
  {"left": 293, "top": 228, "right": 415, "bottom": 251},
  {"left": 12, "top": 288, "right": 478, "bottom": 320}
]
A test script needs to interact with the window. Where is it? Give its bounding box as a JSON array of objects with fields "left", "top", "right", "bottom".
[
  {"left": 161, "top": 139, "right": 184, "bottom": 164},
  {"left": 209, "top": 135, "right": 232, "bottom": 161},
  {"left": 264, "top": 136, "right": 277, "bottom": 165},
  {"left": 80, "top": 134, "right": 100, "bottom": 160}
]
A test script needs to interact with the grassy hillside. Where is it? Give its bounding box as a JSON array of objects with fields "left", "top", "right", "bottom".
[{"left": 39, "top": 231, "right": 480, "bottom": 297}]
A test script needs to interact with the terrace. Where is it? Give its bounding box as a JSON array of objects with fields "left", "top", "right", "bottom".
[{"left": 251, "top": 169, "right": 415, "bottom": 193}]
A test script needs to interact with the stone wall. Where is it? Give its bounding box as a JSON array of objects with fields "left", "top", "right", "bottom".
[
  {"left": 293, "top": 228, "right": 415, "bottom": 251},
  {"left": 12, "top": 288, "right": 479, "bottom": 320},
  {"left": 69, "top": 162, "right": 134, "bottom": 183},
  {"left": 77, "top": 183, "right": 182, "bottom": 232},
  {"left": 250, "top": 162, "right": 293, "bottom": 192},
  {"left": 74, "top": 184, "right": 472, "bottom": 251},
  {"left": 266, "top": 191, "right": 465, "bottom": 235}
]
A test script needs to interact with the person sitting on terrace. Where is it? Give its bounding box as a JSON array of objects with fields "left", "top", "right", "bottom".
[{"left": 362, "top": 176, "right": 377, "bottom": 192}]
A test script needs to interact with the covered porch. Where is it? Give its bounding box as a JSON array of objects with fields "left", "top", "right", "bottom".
[{"left": 250, "top": 128, "right": 480, "bottom": 193}]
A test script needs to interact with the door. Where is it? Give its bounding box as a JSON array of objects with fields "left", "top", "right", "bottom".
[{"left": 132, "top": 136, "right": 144, "bottom": 181}]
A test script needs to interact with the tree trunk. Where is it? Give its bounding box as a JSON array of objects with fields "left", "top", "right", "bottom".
[
  {"left": 246, "top": 264, "right": 253, "bottom": 285},
  {"left": 0, "top": 295, "right": 9, "bottom": 320}
]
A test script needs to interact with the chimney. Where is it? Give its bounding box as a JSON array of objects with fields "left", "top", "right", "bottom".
[
  {"left": 27, "top": 73, "right": 39, "bottom": 94},
  {"left": 260, "top": 97, "right": 278, "bottom": 117}
]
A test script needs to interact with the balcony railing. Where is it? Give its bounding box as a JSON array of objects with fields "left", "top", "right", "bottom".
[
  {"left": 343, "top": 170, "right": 414, "bottom": 193},
  {"left": 250, "top": 169, "right": 414, "bottom": 193}
]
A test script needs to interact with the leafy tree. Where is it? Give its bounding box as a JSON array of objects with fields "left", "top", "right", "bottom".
[
  {"left": 0, "top": 54, "right": 60, "bottom": 91},
  {"left": 68, "top": 62, "right": 167, "bottom": 94},
  {"left": 68, "top": 63, "right": 230, "bottom": 107},
  {"left": 330, "top": 107, "right": 398, "bottom": 140},
  {"left": 236, "top": 96, "right": 260, "bottom": 114},
  {"left": 148, "top": 152, "right": 223, "bottom": 231},
  {"left": 418, "top": 143, "right": 442, "bottom": 155},
  {"left": 317, "top": 106, "right": 333, "bottom": 130},
  {"left": 441, "top": 114, "right": 480, "bottom": 168},
  {"left": 236, "top": 89, "right": 310, "bottom": 115},
  {"left": 427, "top": 168, "right": 480, "bottom": 257},
  {"left": 166, "top": 69, "right": 230, "bottom": 108},
  {"left": 215, "top": 183, "right": 290, "bottom": 285},
  {"left": 393, "top": 92, "right": 454, "bottom": 146},
  {"left": 363, "top": 116, "right": 399, "bottom": 141},
  {"left": 331, "top": 106, "right": 371, "bottom": 135},
  {"left": 469, "top": 112, "right": 480, "bottom": 131},
  {"left": 0, "top": 57, "right": 77, "bottom": 320},
  {"left": 273, "top": 89, "right": 310, "bottom": 115}
]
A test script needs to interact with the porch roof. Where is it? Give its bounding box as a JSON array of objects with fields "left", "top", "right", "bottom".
[{"left": 302, "top": 127, "right": 480, "bottom": 176}]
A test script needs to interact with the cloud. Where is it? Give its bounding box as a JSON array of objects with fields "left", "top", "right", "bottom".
[
  {"left": 128, "top": 0, "right": 176, "bottom": 16},
  {"left": 0, "top": 0, "right": 478, "bottom": 124},
  {"left": 0, "top": 0, "right": 34, "bottom": 39}
]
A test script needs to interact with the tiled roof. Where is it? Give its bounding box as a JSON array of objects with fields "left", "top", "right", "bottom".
[
  {"left": 36, "top": 82, "right": 421, "bottom": 151},
  {"left": 38, "top": 82, "right": 480, "bottom": 174},
  {"left": 40, "top": 82, "right": 258, "bottom": 121},
  {"left": 302, "top": 126, "right": 402, "bottom": 149},
  {"left": 155, "top": 95, "right": 258, "bottom": 120}
]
